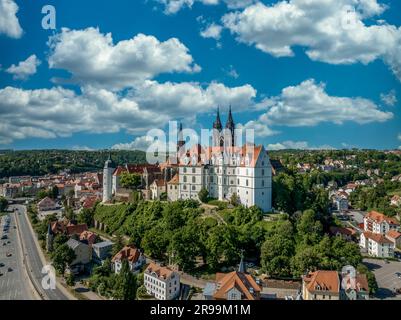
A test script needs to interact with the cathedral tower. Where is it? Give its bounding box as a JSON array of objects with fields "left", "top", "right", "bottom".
[
  {"left": 212, "top": 107, "right": 223, "bottom": 147},
  {"left": 224, "top": 105, "right": 235, "bottom": 147}
]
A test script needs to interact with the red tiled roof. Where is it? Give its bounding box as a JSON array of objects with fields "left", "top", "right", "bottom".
[
  {"left": 386, "top": 229, "right": 401, "bottom": 239},
  {"left": 365, "top": 211, "right": 399, "bottom": 225},
  {"left": 363, "top": 231, "right": 393, "bottom": 244},
  {"left": 213, "top": 271, "right": 261, "bottom": 300},
  {"left": 79, "top": 231, "right": 97, "bottom": 246},
  {"left": 179, "top": 144, "right": 266, "bottom": 168},
  {"left": 304, "top": 271, "right": 340, "bottom": 294},
  {"left": 145, "top": 262, "right": 174, "bottom": 280},
  {"left": 329, "top": 226, "right": 356, "bottom": 237},
  {"left": 66, "top": 223, "right": 88, "bottom": 236},
  {"left": 51, "top": 221, "right": 66, "bottom": 234},
  {"left": 112, "top": 245, "right": 142, "bottom": 263}
]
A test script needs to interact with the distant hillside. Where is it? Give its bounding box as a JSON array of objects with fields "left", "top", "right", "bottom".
[{"left": 0, "top": 149, "right": 147, "bottom": 178}]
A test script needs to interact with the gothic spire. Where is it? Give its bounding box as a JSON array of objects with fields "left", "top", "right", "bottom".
[
  {"left": 177, "top": 122, "right": 185, "bottom": 151},
  {"left": 225, "top": 105, "right": 235, "bottom": 131},
  {"left": 213, "top": 106, "right": 222, "bottom": 131}
]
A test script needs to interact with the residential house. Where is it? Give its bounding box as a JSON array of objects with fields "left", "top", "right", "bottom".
[
  {"left": 66, "top": 238, "right": 92, "bottom": 274},
  {"left": 150, "top": 179, "right": 166, "bottom": 200},
  {"left": 37, "top": 196, "right": 57, "bottom": 212},
  {"left": 363, "top": 211, "right": 400, "bottom": 235},
  {"left": 0, "top": 183, "right": 20, "bottom": 198},
  {"left": 385, "top": 229, "right": 401, "bottom": 249},
  {"left": 79, "top": 230, "right": 97, "bottom": 246},
  {"left": 112, "top": 245, "right": 146, "bottom": 274},
  {"left": 92, "top": 241, "right": 113, "bottom": 264},
  {"left": 66, "top": 222, "right": 89, "bottom": 236},
  {"left": 391, "top": 174, "right": 401, "bottom": 182},
  {"left": 334, "top": 197, "right": 349, "bottom": 212},
  {"left": 390, "top": 195, "right": 401, "bottom": 207},
  {"left": 144, "top": 262, "right": 180, "bottom": 300},
  {"left": 167, "top": 174, "right": 179, "bottom": 202},
  {"left": 302, "top": 270, "right": 340, "bottom": 300},
  {"left": 329, "top": 226, "right": 357, "bottom": 241},
  {"left": 261, "top": 279, "right": 301, "bottom": 300},
  {"left": 344, "top": 183, "right": 357, "bottom": 195},
  {"left": 203, "top": 259, "right": 261, "bottom": 300},
  {"left": 360, "top": 231, "right": 394, "bottom": 258}
]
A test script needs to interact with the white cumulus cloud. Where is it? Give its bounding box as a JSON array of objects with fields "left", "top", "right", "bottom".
[
  {"left": 130, "top": 80, "right": 257, "bottom": 118},
  {"left": 0, "top": 0, "right": 23, "bottom": 38},
  {"left": 267, "top": 140, "right": 334, "bottom": 150},
  {"left": 253, "top": 79, "right": 393, "bottom": 127},
  {"left": 222, "top": 0, "right": 401, "bottom": 82},
  {"left": 48, "top": 27, "right": 201, "bottom": 89},
  {"left": 240, "top": 78, "right": 393, "bottom": 138},
  {"left": 0, "top": 80, "right": 259, "bottom": 144},
  {"left": 200, "top": 23, "right": 223, "bottom": 40},
  {"left": 6, "top": 55, "right": 41, "bottom": 80}
]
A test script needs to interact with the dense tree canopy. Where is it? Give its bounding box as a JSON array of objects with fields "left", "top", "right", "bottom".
[{"left": 120, "top": 172, "right": 141, "bottom": 189}]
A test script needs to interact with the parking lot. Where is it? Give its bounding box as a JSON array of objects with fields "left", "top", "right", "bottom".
[
  {"left": 0, "top": 213, "right": 33, "bottom": 300},
  {"left": 363, "top": 258, "right": 401, "bottom": 300}
]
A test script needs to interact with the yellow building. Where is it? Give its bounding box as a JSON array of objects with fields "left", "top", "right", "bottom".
[{"left": 302, "top": 270, "right": 340, "bottom": 300}]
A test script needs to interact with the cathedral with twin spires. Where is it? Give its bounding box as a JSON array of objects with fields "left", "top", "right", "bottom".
[{"left": 103, "top": 107, "right": 272, "bottom": 212}]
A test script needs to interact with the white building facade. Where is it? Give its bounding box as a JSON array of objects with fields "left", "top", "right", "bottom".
[
  {"left": 144, "top": 263, "right": 180, "bottom": 300},
  {"left": 178, "top": 145, "right": 272, "bottom": 212},
  {"left": 177, "top": 109, "right": 272, "bottom": 212},
  {"left": 360, "top": 211, "right": 400, "bottom": 258}
]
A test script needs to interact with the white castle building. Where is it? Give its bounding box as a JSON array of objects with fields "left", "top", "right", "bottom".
[
  {"left": 102, "top": 107, "right": 273, "bottom": 212},
  {"left": 177, "top": 108, "right": 272, "bottom": 212}
]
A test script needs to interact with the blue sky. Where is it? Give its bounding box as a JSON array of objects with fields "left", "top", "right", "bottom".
[{"left": 0, "top": 0, "right": 400, "bottom": 150}]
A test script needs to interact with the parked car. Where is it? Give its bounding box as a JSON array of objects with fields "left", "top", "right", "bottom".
[
  {"left": 0, "top": 262, "right": 4, "bottom": 267},
  {"left": 6, "top": 252, "right": 12, "bottom": 257},
  {"left": 1, "top": 235, "right": 7, "bottom": 240},
  {"left": 7, "top": 267, "right": 12, "bottom": 272},
  {"left": 0, "top": 272, "right": 3, "bottom": 277}
]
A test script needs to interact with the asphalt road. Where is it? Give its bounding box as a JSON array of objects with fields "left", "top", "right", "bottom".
[
  {"left": 0, "top": 213, "right": 35, "bottom": 300},
  {"left": 11, "top": 205, "right": 70, "bottom": 300}
]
